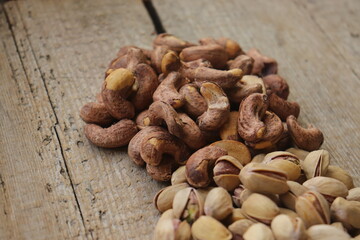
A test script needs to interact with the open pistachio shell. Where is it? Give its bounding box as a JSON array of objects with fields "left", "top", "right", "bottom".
[
  {"left": 173, "top": 187, "right": 204, "bottom": 224},
  {"left": 154, "top": 183, "right": 189, "bottom": 212},
  {"left": 192, "top": 216, "right": 232, "bottom": 240},
  {"left": 243, "top": 223, "right": 275, "bottom": 240},
  {"left": 280, "top": 181, "right": 308, "bottom": 211},
  {"left": 302, "top": 150, "right": 329, "bottom": 179},
  {"left": 263, "top": 151, "right": 301, "bottom": 181},
  {"left": 271, "top": 214, "right": 307, "bottom": 240},
  {"left": 213, "top": 155, "right": 243, "bottom": 191},
  {"left": 286, "top": 148, "right": 309, "bottom": 161},
  {"left": 228, "top": 219, "right": 254, "bottom": 238}
]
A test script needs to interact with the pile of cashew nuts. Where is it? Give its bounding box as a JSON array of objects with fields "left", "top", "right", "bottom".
[{"left": 80, "top": 33, "right": 324, "bottom": 181}]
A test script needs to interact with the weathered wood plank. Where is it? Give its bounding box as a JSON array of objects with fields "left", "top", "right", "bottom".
[
  {"left": 153, "top": 0, "right": 360, "bottom": 185},
  {"left": 295, "top": 0, "right": 360, "bottom": 78},
  {"left": 0, "top": 4, "right": 86, "bottom": 240},
  {"left": 5, "top": 0, "right": 163, "bottom": 239}
]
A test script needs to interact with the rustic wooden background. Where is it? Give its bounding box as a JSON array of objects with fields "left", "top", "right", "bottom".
[{"left": 0, "top": 0, "right": 359, "bottom": 239}]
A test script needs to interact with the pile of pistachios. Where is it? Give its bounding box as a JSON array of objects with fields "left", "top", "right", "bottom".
[{"left": 153, "top": 148, "right": 360, "bottom": 240}]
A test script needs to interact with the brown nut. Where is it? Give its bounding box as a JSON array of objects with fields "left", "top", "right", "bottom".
[
  {"left": 325, "top": 165, "right": 354, "bottom": 190},
  {"left": 239, "top": 162, "right": 289, "bottom": 195},
  {"left": 80, "top": 102, "right": 115, "bottom": 127},
  {"left": 295, "top": 190, "right": 330, "bottom": 228},
  {"left": 84, "top": 119, "right": 137, "bottom": 148},
  {"left": 263, "top": 151, "right": 301, "bottom": 181},
  {"left": 303, "top": 176, "right": 348, "bottom": 204},
  {"left": 101, "top": 68, "right": 136, "bottom": 120},
  {"left": 177, "top": 113, "right": 207, "bottom": 150},
  {"left": 279, "top": 181, "right": 308, "bottom": 211},
  {"left": 210, "top": 140, "right": 251, "bottom": 166},
  {"left": 154, "top": 183, "right": 190, "bottom": 213},
  {"left": 179, "top": 83, "right": 207, "bottom": 118},
  {"left": 219, "top": 111, "right": 240, "bottom": 141},
  {"left": 173, "top": 187, "right": 205, "bottom": 224},
  {"left": 213, "top": 156, "right": 243, "bottom": 191},
  {"left": 227, "top": 81, "right": 263, "bottom": 104},
  {"left": 331, "top": 197, "right": 360, "bottom": 229},
  {"left": 302, "top": 149, "right": 330, "bottom": 179},
  {"left": 200, "top": 37, "right": 244, "bottom": 59},
  {"left": 246, "top": 48, "right": 278, "bottom": 76},
  {"left": 197, "top": 82, "right": 230, "bottom": 131},
  {"left": 130, "top": 63, "right": 158, "bottom": 111},
  {"left": 180, "top": 44, "right": 229, "bottom": 69},
  {"left": 286, "top": 115, "right": 324, "bottom": 151},
  {"left": 237, "top": 93, "right": 268, "bottom": 143},
  {"left": 153, "top": 33, "right": 195, "bottom": 53},
  {"left": 146, "top": 158, "right": 173, "bottom": 181},
  {"left": 227, "top": 55, "right": 254, "bottom": 75},
  {"left": 153, "top": 72, "right": 188, "bottom": 109},
  {"left": 135, "top": 110, "right": 162, "bottom": 130},
  {"left": 185, "top": 146, "right": 228, "bottom": 188},
  {"left": 268, "top": 93, "right": 300, "bottom": 121},
  {"left": 151, "top": 45, "right": 171, "bottom": 74},
  {"left": 262, "top": 74, "right": 289, "bottom": 100}
]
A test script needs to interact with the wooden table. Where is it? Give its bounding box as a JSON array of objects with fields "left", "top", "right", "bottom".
[{"left": 1, "top": 0, "right": 359, "bottom": 239}]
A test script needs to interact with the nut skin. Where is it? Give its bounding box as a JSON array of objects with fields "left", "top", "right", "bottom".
[
  {"left": 246, "top": 48, "right": 278, "bottom": 76},
  {"left": 271, "top": 214, "right": 307, "bottom": 240},
  {"left": 262, "top": 74, "right": 289, "bottom": 100},
  {"left": 331, "top": 197, "right": 360, "bottom": 229},
  {"left": 191, "top": 216, "right": 232, "bottom": 240},
  {"left": 303, "top": 176, "right": 348, "bottom": 204},
  {"left": 101, "top": 68, "right": 136, "bottom": 120},
  {"left": 307, "top": 224, "right": 351, "bottom": 240},
  {"left": 146, "top": 160, "right": 173, "bottom": 182},
  {"left": 227, "top": 55, "right": 254, "bottom": 75},
  {"left": 239, "top": 162, "right": 289, "bottom": 195},
  {"left": 179, "top": 83, "right": 207, "bottom": 118},
  {"left": 263, "top": 151, "right": 301, "bottom": 181},
  {"left": 153, "top": 72, "right": 188, "bottom": 109},
  {"left": 242, "top": 193, "right": 280, "bottom": 225},
  {"left": 80, "top": 102, "right": 115, "bottom": 127},
  {"left": 135, "top": 110, "right": 162, "bottom": 130},
  {"left": 84, "top": 119, "right": 138, "bottom": 148},
  {"left": 185, "top": 146, "right": 228, "bottom": 188},
  {"left": 286, "top": 115, "right": 324, "bottom": 151},
  {"left": 268, "top": 93, "right": 300, "bottom": 121},
  {"left": 325, "top": 165, "right": 354, "bottom": 190},
  {"left": 204, "top": 187, "right": 233, "bottom": 221},
  {"left": 295, "top": 190, "right": 330, "bottom": 228},
  {"left": 153, "top": 33, "right": 195, "bottom": 53},
  {"left": 213, "top": 155, "right": 243, "bottom": 191},
  {"left": 197, "top": 82, "right": 230, "bottom": 131},
  {"left": 302, "top": 149, "right": 330, "bottom": 179},
  {"left": 154, "top": 183, "right": 189, "bottom": 213},
  {"left": 180, "top": 44, "right": 229, "bottom": 69},
  {"left": 243, "top": 223, "right": 275, "bottom": 240}
]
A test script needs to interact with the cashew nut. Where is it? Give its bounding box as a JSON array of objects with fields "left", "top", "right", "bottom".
[
  {"left": 219, "top": 111, "right": 240, "bottom": 141},
  {"left": 263, "top": 74, "right": 290, "bottom": 100},
  {"left": 246, "top": 48, "right": 278, "bottom": 76},
  {"left": 179, "top": 83, "right": 207, "bottom": 118},
  {"left": 153, "top": 33, "right": 195, "bottom": 53},
  {"left": 268, "top": 93, "right": 300, "bottom": 121},
  {"left": 80, "top": 102, "right": 115, "bottom": 127},
  {"left": 286, "top": 115, "right": 324, "bottom": 151},
  {"left": 84, "top": 119, "right": 138, "bottom": 148},
  {"left": 227, "top": 55, "right": 254, "bottom": 75},
  {"left": 199, "top": 37, "right": 243, "bottom": 59}
]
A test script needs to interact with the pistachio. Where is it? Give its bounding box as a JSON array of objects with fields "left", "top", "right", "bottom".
[
  {"left": 331, "top": 197, "right": 360, "bottom": 229},
  {"left": 263, "top": 151, "right": 301, "bottom": 181},
  {"left": 173, "top": 188, "right": 204, "bottom": 224},
  {"left": 303, "top": 176, "right": 348, "bottom": 203},
  {"left": 242, "top": 193, "right": 279, "bottom": 225},
  {"left": 279, "top": 208, "right": 299, "bottom": 218},
  {"left": 347, "top": 187, "right": 360, "bottom": 201},
  {"left": 280, "top": 181, "right": 308, "bottom": 211},
  {"left": 154, "top": 183, "right": 189, "bottom": 212},
  {"left": 307, "top": 224, "right": 351, "bottom": 240},
  {"left": 271, "top": 214, "right": 307, "bottom": 240},
  {"left": 239, "top": 162, "right": 289, "bottom": 194},
  {"left": 228, "top": 219, "right": 254, "bottom": 239},
  {"left": 295, "top": 190, "right": 330, "bottom": 227},
  {"left": 153, "top": 209, "right": 191, "bottom": 240},
  {"left": 204, "top": 187, "right": 233, "bottom": 221},
  {"left": 286, "top": 147, "right": 309, "bottom": 161},
  {"left": 331, "top": 222, "right": 347, "bottom": 232},
  {"left": 243, "top": 223, "right": 275, "bottom": 240},
  {"left": 232, "top": 185, "right": 247, "bottom": 207},
  {"left": 325, "top": 165, "right": 354, "bottom": 190},
  {"left": 171, "top": 166, "right": 187, "bottom": 185},
  {"left": 192, "top": 216, "right": 232, "bottom": 240},
  {"left": 252, "top": 153, "right": 265, "bottom": 163},
  {"left": 302, "top": 149, "right": 330, "bottom": 179},
  {"left": 213, "top": 155, "right": 243, "bottom": 191},
  {"left": 233, "top": 186, "right": 279, "bottom": 208},
  {"left": 223, "top": 208, "right": 248, "bottom": 225}
]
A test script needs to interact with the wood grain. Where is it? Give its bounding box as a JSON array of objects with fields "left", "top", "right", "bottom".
[{"left": 153, "top": 0, "right": 360, "bottom": 186}]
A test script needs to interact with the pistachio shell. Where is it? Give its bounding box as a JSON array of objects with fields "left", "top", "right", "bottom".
[
  {"left": 325, "top": 165, "right": 354, "bottom": 190},
  {"left": 213, "top": 156, "right": 243, "bottom": 191},
  {"left": 302, "top": 150, "right": 329, "bottom": 179},
  {"left": 223, "top": 208, "right": 248, "bottom": 225},
  {"left": 204, "top": 187, "right": 233, "bottom": 220},
  {"left": 286, "top": 148, "right": 309, "bottom": 161},
  {"left": 154, "top": 183, "right": 189, "bottom": 212},
  {"left": 278, "top": 208, "right": 299, "bottom": 218},
  {"left": 263, "top": 151, "right": 301, "bottom": 181},
  {"left": 279, "top": 181, "right": 308, "bottom": 211},
  {"left": 243, "top": 223, "right": 275, "bottom": 240},
  {"left": 239, "top": 162, "right": 289, "bottom": 194},
  {"left": 171, "top": 166, "right": 187, "bottom": 185},
  {"left": 303, "top": 176, "right": 348, "bottom": 203},
  {"left": 295, "top": 190, "right": 330, "bottom": 228},
  {"left": 347, "top": 187, "right": 360, "bottom": 201},
  {"left": 173, "top": 187, "right": 204, "bottom": 223},
  {"left": 192, "top": 216, "right": 232, "bottom": 240},
  {"left": 228, "top": 219, "right": 254, "bottom": 238},
  {"left": 307, "top": 224, "right": 351, "bottom": 240},
  {"left": 271, "top": 214, "right": 306, "bottom": 240},
  {"left": 242, "top": 193, "right": 279, "bottom": 225},
  {"left": 251, "top": 154, "right": 265, "bottom": 163},
  {"left": 331, "top": 197, "right": 360, "bottom": 229},
  {"left": 331, "top": 222, "right": 347, "bottom": 232}
]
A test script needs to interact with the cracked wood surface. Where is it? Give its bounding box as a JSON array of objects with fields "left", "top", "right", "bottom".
[{"left": 1, "top": 0, "right": 359, "bottom": 239}]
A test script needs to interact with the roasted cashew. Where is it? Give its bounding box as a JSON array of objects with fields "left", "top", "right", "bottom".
[
  {"left": 247, "top": 48, "right": 278, "bottom": 76},
  {"left": 80, "top": 102, "right": 115, "bottom": 127},
  {"left": 227, "top": 55, "right": 254, "bottom": 75},
  {"left": 263, "top": 74, "right": 290, "bottom": 100},
  {"left": 199, "top": 37, "right": 243, "bottom": 59},
  {"left": 268, "top": 93, "right": 300, "bottom": 121},
  {"left": 179, "top": 83, "right": 207, "bottom": 118},
  {"left": 153, "top": 33, "right": 195, "bottom": 53}
]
